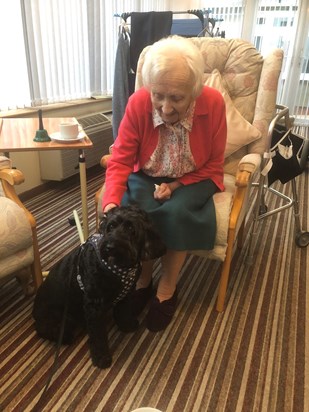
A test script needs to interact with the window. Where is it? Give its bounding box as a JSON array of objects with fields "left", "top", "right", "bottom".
[
  {"left": 257, "top": 17, "right": 266, "bottom": 24},
  {"left": 0, "top": 0, "right": 307, "bottom": 122},
  {"left": 255, "top": 36, "right": 263, "bottom": 50},
  {"left": 0, "top": 0, "right": 120, "bottom": 110},
  {"left": 0, "top": 1, "right": 31, "bottom": 110},
  {"left": 274, "top": 17, "right": 288, "bottom": 27},
  {"left": 207, "top": 2, "right": 244, "bottom": 39}
]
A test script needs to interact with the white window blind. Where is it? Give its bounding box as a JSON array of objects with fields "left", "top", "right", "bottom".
[
  {"left": 205, "top": 0, "right": 308, "bottom": 122},
  {"left": 0, "top": 1, "right": 31, "bottom": 110},
  {"left": 253, "top": 0, "right": 308, "bottom": 123},
  {"left": 23, "top": 0, "right": 90, "bottom": 106},
  {"left": 0, "top": 0, "right": 308, "bottom": 122},
  {"left": 203, "top": 0, "right": 244, "bottom": 39}
]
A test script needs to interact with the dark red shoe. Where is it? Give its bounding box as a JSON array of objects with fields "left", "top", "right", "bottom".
[
  {"left": 131, "top": 282, "right": 154, "bottom": 316},
  {"left": 146, "top": 289, "right": 178, "bottom": 332}
]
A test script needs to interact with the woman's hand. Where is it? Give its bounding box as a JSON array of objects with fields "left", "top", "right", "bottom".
[
  {"left": 103, "top": 203, "right": 118, "bottom": 213},
  {"left": 154, "top": 181, "right": 182, "bottom": 201}
]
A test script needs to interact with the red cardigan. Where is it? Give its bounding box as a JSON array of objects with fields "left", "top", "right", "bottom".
[{"left": 103, "top": 86, "right": 227, "bottom": 210}]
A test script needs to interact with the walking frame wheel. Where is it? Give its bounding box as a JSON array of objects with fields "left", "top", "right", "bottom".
[
  {"left": 295, "top": 231, "right": 309, "bottom": 248},
  {"left": 259, "top": 204, "right": 268, "bottom": 215}
]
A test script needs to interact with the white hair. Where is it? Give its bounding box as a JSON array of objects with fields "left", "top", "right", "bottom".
[{"left": 141, "top": 35, "right": 205, "bottom": 98}]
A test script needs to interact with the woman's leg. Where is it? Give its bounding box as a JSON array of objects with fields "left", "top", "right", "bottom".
[
  {"left": 133, "top": 250, "right": 186, "bottom": 319},
  {"left": 132, "top": 260, "right": 155, "bottom": 316},
  {"left": 146, "top": 249, "right": 187, "bottom": 332},
  {"left": 136, "top": 260, "right": 154, "bottom": 289},
  {"left": 156, "top": 249, "right": 187, "bottom": 302},
  {"left": 136, "top": 249, "right": 186, "bottom": 297}
]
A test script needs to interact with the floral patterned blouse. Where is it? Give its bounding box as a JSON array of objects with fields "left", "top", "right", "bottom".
[{"left": 143, "top": 103, "right": 196, "bottom": 178}]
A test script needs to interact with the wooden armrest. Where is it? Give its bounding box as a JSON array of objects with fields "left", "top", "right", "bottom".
[
  {"left": 229, "top": 170, "right": 252, "bottom": 229},
  {"left": 0, "top": 168, "right": 25, "bottom": 186},
  {"left": 235, "top": 170, "right": 251, "bottom": 187},
  {"left": 100, "top": 144, "right": 114, "bottom": 169},
  {"left": 229, "top": 186, "right": 246, "bottom": 229},
  {"left": 100, "top": 154, "right": 112, "bottom": 169},
  {"left": 238, "top": 153, "right": 261, "bottom": 174},
  {"left": 0, "top": 168, "right": 36, "bottom": 228}
]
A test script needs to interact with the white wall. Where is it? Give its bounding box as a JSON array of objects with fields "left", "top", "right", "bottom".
[{"left": 10, "top": 152, "right": 42, "bottom": 194}]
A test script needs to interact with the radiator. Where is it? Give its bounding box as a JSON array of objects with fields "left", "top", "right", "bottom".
[{"left": 39, "top": 112, "right": 113, "bottom": 181}]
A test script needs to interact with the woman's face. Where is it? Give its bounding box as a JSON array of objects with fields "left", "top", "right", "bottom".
[{"left": 150, "top": 65, "right": 194, "bottom": 124}]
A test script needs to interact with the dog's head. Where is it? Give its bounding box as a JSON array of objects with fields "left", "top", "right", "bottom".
[{"left": 98, "top": 205, "right": 166, "bottom": 268}]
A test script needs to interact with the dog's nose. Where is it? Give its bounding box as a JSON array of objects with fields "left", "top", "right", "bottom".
[
  {"left": 105, "top": 243, "right": 113, "bottom": 253},
  {"left": 101, "top": 238, "right": 117, "bottom": 254}
]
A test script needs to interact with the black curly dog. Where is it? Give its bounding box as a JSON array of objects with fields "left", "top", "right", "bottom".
[{"left": 32, "top": 205, "right": 166, "bottom": 368}]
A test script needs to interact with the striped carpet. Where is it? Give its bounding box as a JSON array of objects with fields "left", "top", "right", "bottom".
[{"left": 0, "top": 164, "right": 308, "bottom": 412}]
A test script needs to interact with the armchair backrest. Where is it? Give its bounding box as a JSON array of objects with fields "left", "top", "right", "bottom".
[{"left": 135, "top": 37, "right": 284, "bottom": 174}]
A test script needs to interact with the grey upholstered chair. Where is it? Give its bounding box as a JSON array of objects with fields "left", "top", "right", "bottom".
[{"left": 0, "top": 156, "right": 42, "bottom": 295}]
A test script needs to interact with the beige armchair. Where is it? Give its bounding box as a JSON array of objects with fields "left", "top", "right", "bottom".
[
  {"left": 96, "top": 37, "right": 284, "bottom": 312},
  {"left": 0, "top": 156, "right": 42, "bottom": 295}
]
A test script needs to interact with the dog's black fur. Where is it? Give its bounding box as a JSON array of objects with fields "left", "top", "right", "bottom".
[{"left": 32, "top": 205, "right": 166, "bottom": 368}]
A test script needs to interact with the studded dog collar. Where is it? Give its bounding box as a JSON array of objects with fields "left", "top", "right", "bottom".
[{"left": 76, "top": 234, "right": 141, "bottom": 305}]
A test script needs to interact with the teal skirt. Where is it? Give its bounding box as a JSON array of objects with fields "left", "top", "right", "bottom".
[{"left": 121, "top": 171, "right": 217, "bottom": 251}]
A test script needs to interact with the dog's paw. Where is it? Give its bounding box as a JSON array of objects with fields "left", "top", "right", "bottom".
[
  {"left": 116, "top": 317, "right": 139, "bottom": 333},
  {"left": 92, "top": 353, "right": 113, "bottom": 369},
  {"left": 113, "top": 303, "right": 139, "bottom": 333}
]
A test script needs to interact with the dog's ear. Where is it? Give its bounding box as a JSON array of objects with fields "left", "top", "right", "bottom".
[
  {"left": 142, "top": 222, "right": 166, "bottom": 261},
  {"left": 126, "top": 205, "right": 166, "bottom": 260}
]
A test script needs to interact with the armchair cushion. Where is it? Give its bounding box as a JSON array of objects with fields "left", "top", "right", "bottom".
[
  {"left": 249, "top": 49, "right": 285, "bottom": 153},
  {"left": 0, "top": 197, "right": 34, "bottom": 278},
  {"left": 192, "top": 174, "right": 235, "bottom": 261},
  {"left": 238, "top": 153, "right": 262, "bottom": 174},
  {"left": 191, "top": 153, "right": 261, "bottom": 261},
  {"left": 192, "top": 37, "right": 263, "bottom": 123},
  {"left": 205, "top": 69, "right": 262, "bottom": 157},
  {"left": 0, "top": 156, "right": 12, "bottom": 169}
]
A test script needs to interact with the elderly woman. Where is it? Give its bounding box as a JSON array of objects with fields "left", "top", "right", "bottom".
[{"left": 103, "top": 35, "right": 227, "bottom": 332}]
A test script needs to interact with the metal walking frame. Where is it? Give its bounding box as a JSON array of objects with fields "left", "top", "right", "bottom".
[{"left": 247, "top": 105, "right": 309, "bottom": 262}]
